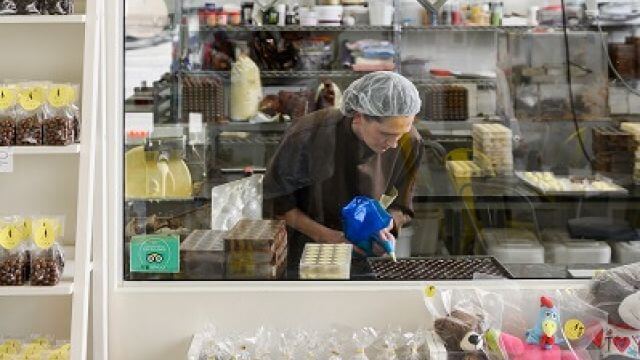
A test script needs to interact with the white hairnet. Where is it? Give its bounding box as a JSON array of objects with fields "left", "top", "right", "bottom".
[{"left": 340, "top": 71, "right": 421, "bottom": 118}]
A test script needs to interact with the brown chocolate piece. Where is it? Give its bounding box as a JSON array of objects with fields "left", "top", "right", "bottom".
[
  {"left": 0, "top": 118, "right": 16, "bottom": 146},
  {"left": 30, "top": 249, "right": 64, "bottom": 286},
  {"left": 16, "top": 116, "right": 42, "bottom": 145},
  {"left": 0, "top": 252, "right": 29, "bottom": 286},
  {"left": 43, "top": 116, "right": 74, "bottom": 145}
]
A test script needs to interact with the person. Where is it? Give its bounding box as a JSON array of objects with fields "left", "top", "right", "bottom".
[{"left": 263, "top": 71, "right": 424, "bottom": 265}]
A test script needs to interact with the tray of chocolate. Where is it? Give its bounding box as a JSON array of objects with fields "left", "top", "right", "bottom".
[
  {"left": 224, "top": 219, "right": 287, "bottom": 253},
  {"left": 592, "top": 125, "right": 639, "bottom": 152},
  {"left": 367, "top": 256, "right": 514, "bottom": 280},
  {"left": 224, "top": 219, "right": 288, "bottom": 279},
  {"left": 516, "top": 171, "right": 628, "bottom": 196},
  {"left": 180, "top": 230, "right": 226, "bottom": 280},
  {"left": 181, "top": 74, "right": 225, "bottom": 123},
  {"left": 422, "top": 85, "right": 468, "bottom": 121}
]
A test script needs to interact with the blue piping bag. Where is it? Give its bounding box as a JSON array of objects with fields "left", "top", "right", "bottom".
[{"left": 341, "top": 195, "right": 397, "bottom": 261}]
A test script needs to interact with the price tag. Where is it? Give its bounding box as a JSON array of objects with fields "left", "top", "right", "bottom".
[
  {"left": 564, "top": 319, "right": 586, "bottom": 341},
  {"left": 0, "top": 147, "right": 13, "bottom": 173},
  {"left": 423, "top": 285, "right": 437, "bottom": 298}
]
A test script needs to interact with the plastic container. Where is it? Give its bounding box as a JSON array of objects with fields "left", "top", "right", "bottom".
[
  {"left": 541, "top": 229, "right": 611, "bottom": 264},
  {"left": 410, "top": 210, "right": 442, "bottom": 256},
  {"left": 343, "top": 5, "right": 369, "bottom": 24},
  {"left": 399, "top": 0, "right": 423, "bottom": 26},
  {"left": 610, "top": 241, "right": 640, "bottom": 264},
  {"left": 299, "top": 7, "right": 318, "bottom": 26},
  {"left": 299, "top": 243, "right": 352, "bottom": 280},
  {"left": 479, "top": 228, "right": 545, "bottom": 264},
  {"left": 368, "top": 0, "right": 394, "bottom": 25},
  {"left": 315, "top": 5, "right": 343, "bottom": 26}
]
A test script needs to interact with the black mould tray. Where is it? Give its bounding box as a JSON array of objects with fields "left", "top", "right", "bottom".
[{"left": 367, "top": 256, "right": 514, "bottom": 280}]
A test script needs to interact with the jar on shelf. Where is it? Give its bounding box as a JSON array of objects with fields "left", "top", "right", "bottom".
[
  {"left": 217, "top": 8, "right": 228, "bottom": 25},
  {"left": 205, "top": 3, "right": 217, "bottom": 26},
  {"left": 241, "top": 2, "right": 254, "bottom": 25},
  {"left": 229, "top": 9, "right": 242, "bottom": 25}
]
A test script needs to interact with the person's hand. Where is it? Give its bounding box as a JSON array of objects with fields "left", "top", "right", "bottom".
[
  {"left": 375, "top": 219, "right": 396, "bottom": 257},
  {"left": 319, "top": 228, "right": 346, "bottom": 244},
  {"left": 319, "top": 228, "right": 367, "bottom": 256}
]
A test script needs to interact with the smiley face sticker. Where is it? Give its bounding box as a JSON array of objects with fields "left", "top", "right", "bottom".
[
  {"left": 0, "top": 87, "right": 16, "bottom": 110},
  {"left": 0, "top": 225, "right": 21, "bottom": 250},
  {"left": 33, "top": 219, "right": 58, "bottom": 249},
  {"left": 18, "top": 87, "right": 44, "bottom": 111},
  {"left": 47, "top": 85, "right": 75, "bottom": 108},
  {"left": 424, "top": 285, "right": 437, "bottom": 298},
  {"left": 564, "top": 319, "right": 586, "bottom": 341}
]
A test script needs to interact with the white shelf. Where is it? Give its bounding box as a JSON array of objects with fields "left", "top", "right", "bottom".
[
  {"left": 0, "top": 15, "right": 86, "bottom": 24},
  {"left": 0, "top": 281, "right": 73, "bottom": 296},
  {"left": 11, "top": 145, "right": 81, "bottom": 155}
]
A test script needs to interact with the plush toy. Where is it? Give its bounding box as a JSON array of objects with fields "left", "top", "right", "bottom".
[
  {"left": 485, "top": 329, "right": 582, "bottom": 360},
  {"left": 434, "top": 309, "right": 487, "bottom": 360},
  {"left": 526, "top": 296, "right": 565, "bottom": 350},
  {"left": 589, "top": 263, "right": 640, "bottom": 359}
]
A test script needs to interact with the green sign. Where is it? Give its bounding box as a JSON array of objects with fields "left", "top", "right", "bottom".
[{"left": 130, "top": 234, "right": 180, "bottom": 273}]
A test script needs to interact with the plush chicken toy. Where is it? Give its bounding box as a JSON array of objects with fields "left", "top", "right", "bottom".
[{"left": 526, "top": 296, "right": 565, "bottom": 350}]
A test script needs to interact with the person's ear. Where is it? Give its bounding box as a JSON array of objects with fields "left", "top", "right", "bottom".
[{"left": 352, "top": 112, "right": 363, "bottom": 126}]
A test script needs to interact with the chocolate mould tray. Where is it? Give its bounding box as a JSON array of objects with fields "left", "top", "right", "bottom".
[{"left": 367, "top": 256, "right": 514, "bottom": 280}]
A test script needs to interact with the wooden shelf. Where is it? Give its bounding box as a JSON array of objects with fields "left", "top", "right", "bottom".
[
  {"left": 11, "top": 145, "right": 80, "bottom": 155},
  {"left": 0, "top": 15, "right": 86, "bottom": 24},
  {"left": 0, "top": 281, "right": 73, "bottom": 296}
]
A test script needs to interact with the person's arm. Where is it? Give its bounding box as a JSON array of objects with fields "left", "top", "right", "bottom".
[
  {"left": 389, "top": 134, "right": 425, "bottom": 233},
  {"left": 279, "top": 207, "right": 345, "bottom": 244}
]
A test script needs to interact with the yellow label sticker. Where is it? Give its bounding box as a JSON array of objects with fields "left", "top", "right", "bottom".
[
  {"left": 0, "top": 87, "right": 16, "bottom": 110},
  {"left": 564, "top": 319, "right": 586, "bottom": 341},
  {"left": 18, "top": 88, "right": 44, "bottom": 111},
  {"left": 0, "top": 224, "right": 21, "bottom": 250},
  {"left": 47, "top": 85, "right": 75, "bottom": 108},
  {"left": 424, "top": 285, "right": 437, "bottom": 298},
  {"left": 33, "top": 219, "right": 58, "bottom": 249}
]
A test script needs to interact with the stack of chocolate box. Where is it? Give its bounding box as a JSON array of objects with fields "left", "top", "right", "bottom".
[
  {"left": 181, "top": 74, "right": 225, "bottom": 123},
  {"left": 592, "top": 125, "right": 638, "bottom": 174},
  {"left": 422, "top": 85, "right": 468, "bottom": 121},
  {"left": 180, "top": 230, "right": 225, "bottom": 280},
  {"left": 620, "top": 122, "right": 640, "bottom": 183},
  {"left": 472, "top": 123, "right": 513, "bottom": 175},
  {"left": 224, "top": 219, "right": 287, "bottom": 279}
]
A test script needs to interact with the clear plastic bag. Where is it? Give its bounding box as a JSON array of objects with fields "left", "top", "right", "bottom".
[
  {"left": 0, "top": 216, "right": 30, "bottom": 286},
  {"left": 371, "top": 327, "right": 401, "bottom": 360},
  {"left": 0, "top": 85, "right": 17, "bottom": 146},
  {"left": 16, "top": 84, "right": 46, "bottom": 146},
  {"left": 43, "top": 0, "right": 72, "bottom": 15},
  {"left": 0, "top": 1, "right": 18, "bottom": 15},
  {"left": 29, "top": 216, "right": 65, "bottom": 286},
  {"left": 349, "top": 327, "right": 377, "bottom": 360},
  {"left": 43, "top": 84, "right": 78, "bottom": 146},
  {"left": 15, "top": 0, "right": 42, "bottom": 14},
  {"left": 399, "top": 328, "right": 427, "bottom": 360}
]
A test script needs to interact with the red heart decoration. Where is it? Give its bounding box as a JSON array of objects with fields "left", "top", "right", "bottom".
[{"left": 613, "top": 337, "right": 631, "bottom": 352}]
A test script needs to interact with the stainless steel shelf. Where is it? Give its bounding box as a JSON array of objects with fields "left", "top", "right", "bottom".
[
  {"left": 200, "top": 24, "right": 394, "bottom": 32},
  {"left": 190, "top": 70, "right": 368, "bottom": 79}
]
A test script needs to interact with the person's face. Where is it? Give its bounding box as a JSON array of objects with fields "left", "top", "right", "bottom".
[{"left": 353, "top": 113, "right": 415, "bottom": 154}]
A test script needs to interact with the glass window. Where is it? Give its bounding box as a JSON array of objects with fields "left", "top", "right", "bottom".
[{"left": 123, "top": 0, "right": 640, "bottom": 281}]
